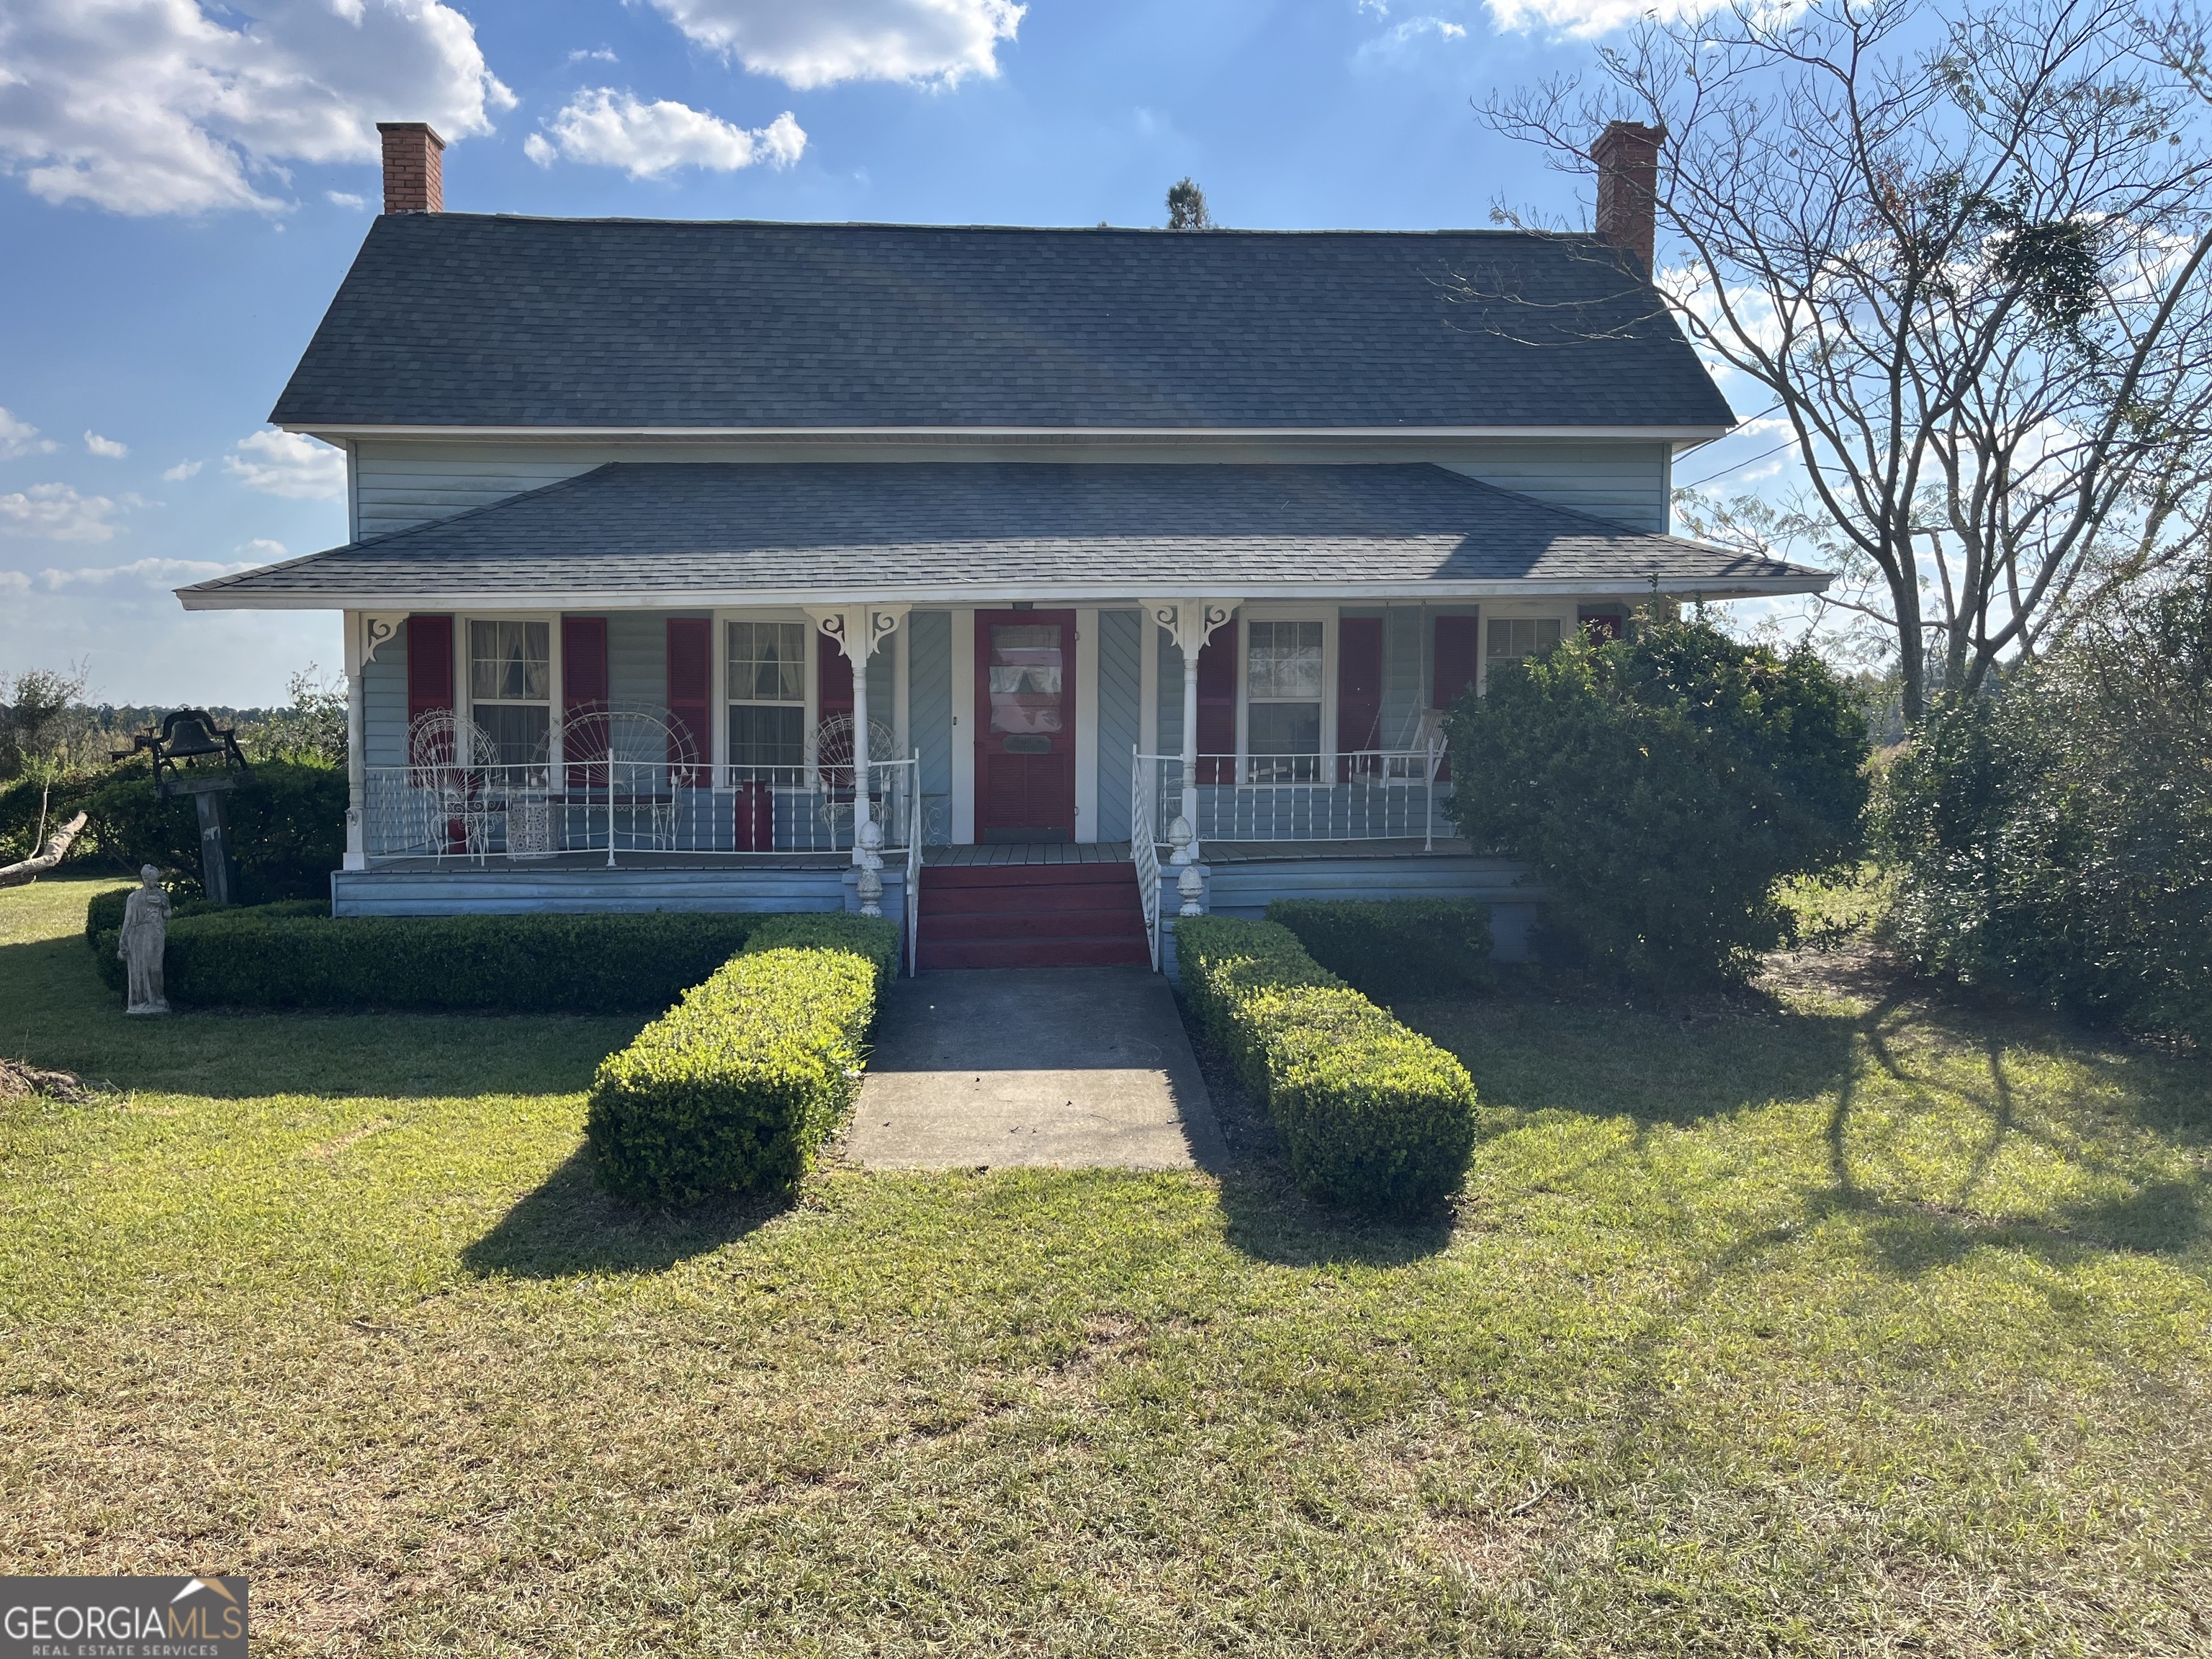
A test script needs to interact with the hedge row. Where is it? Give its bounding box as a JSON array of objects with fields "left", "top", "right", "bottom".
[
  {"left": 86, "top": 899, "right": 764, "bottom": 1012},
  {"left": 1264, "top": 898, "right": 1495, "bottom": 1000},
  {"left": 1174, "top": 915, "right": 1477, "bottom": 1216},
  {"left": 585, "top": 914, "right": 902, "bottom": 1206}
]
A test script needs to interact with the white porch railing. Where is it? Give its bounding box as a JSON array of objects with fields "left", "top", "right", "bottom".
[
  {"left": 361, "top": 758, "right": 919, "bottom": 864},
  {"left": 1130, "top": 746, "right": 1163, "bottom": 969},
  {"left": 1133, "top": 745, "right": 1447, "bottom": 852},
  {"left": 905, "top": 750, "right": 923, "bottom": 976}
]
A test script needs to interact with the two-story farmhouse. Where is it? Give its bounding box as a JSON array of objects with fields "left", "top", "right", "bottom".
[{"left": 178, "top": 121, "right": 1825, "bottom": 971}]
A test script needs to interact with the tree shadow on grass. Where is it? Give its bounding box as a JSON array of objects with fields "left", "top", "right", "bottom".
[{"left": 461, "top": 1143, "right": 790, "bottom": 1279}]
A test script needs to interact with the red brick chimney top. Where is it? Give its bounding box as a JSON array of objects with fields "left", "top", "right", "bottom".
[
  {"left": 377, "top": 122, "right": 445, "bottom": 215},
  {"left": 1591, "top": 120, "right": 1664, "bottom": 273}
]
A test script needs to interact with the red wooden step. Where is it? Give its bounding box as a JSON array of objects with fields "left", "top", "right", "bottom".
[
  {"left": 923, "top": 862, "right": 1137, "bottom": 888},
  {"left": 916, "top": 937, "right": 1152, "bottom": 969},
  {"left": 924, "top": 910, "right": 1147, "bottom": 943},
  {"left": 920, "top": 886, "right": 1139, "bottom": 917}
]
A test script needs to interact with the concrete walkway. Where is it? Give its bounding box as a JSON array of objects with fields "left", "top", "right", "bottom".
[{"left": 847, "top": 968, "right": 1226, "bottom": 1171}]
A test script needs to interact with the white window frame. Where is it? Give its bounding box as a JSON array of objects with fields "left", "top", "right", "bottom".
[
  {"left": 714, "top": 607, "right": 817, "bottom": 785},
  {"left": 1235, "top": 605, "right": 1336, "bottom": 787},
  {"left": 1481, "top": 608, "right": 1570, "bottom": 690},
  {"left": 457, "top": 611, "right": 559, "bottom": 773}
]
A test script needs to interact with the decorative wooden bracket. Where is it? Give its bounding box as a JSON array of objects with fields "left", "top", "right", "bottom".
[
  {"left": 1144, "top": 600, "right": 1237, "bottom": 657},
  {"left": 806, "top": 603, "right": 909, "bottom": 662}
]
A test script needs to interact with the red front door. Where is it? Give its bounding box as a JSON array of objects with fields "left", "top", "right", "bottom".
[{"left": 975, "top": 609, "right": 1076, "bottom": 842}]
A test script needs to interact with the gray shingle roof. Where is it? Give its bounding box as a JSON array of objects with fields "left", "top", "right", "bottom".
[
  {"left": 179, "top": 462, "right": 1824, "bottom": 606},
  {"left": 269, "top": 217, "right": 1736, "bottom": 431}
]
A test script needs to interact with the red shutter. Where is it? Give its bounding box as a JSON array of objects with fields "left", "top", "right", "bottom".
[
  {"left": 666, "top": 618, "right": 711, "bottom": 786},
  {"left": 818, "top": 634, "right": 853, "bottom": 719},
  {"left": 1432, "top": 614, "right": 1480, "bottom": 709},
  {"left": 404, "top": 613, "right": 454, "bottom": 762},
  {"left": 1195, "top": 621, "right": 1238, "bottom": 784},
  {"left": 1337, "top": 616, "right": 1383, "bottom": 781},
  {"left": 1431, "top": 613, "right": 1480, "bottom": 784},
  {"left": 562, "top": 616, "right": 609, "bottom": 786}
]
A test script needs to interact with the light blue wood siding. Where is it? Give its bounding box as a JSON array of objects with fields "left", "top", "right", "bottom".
[
  {"left": 333, "top": 864, "right": 899, "bottom": 918},
  {"left": 1203, "top": 855, "right": 1540, "bottom": 962},
  {"left": 1095, "top": 608, "right": 1141, "bottom": 840},
  {"left": 1442, "top": 441, "right": 1671, "bottom": 532},
  {"left": 364, "top": 634, "right": 408, "bottom": 767},
  {"left": 909, "top": 611, "right": 953, "bottom": 844},
  {"left": 1156, "top": 629, "right": 1183, "bottom": 757},
  {"left": 355, "top": 446, "right": 597, "bottom": 539}
]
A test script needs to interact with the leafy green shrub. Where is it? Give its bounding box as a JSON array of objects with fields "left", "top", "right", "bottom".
[
  {"left": 585, "top": 918, "right": 898, "bottom": 1206},
  {"left": 83, "top": 887, "right": 328, "bottom": 949},
  {"left": 1176, "top": 915, "right": 1476, "bottom": 1215},
  {"left": 1876, "top": 575, "right": 2212, "bottom": 1043},
  {"left": 82, "top": 758, "right": 346, "bottom": 901},
  {"left": 1444, "top": 618, "right": 1868, "bottom": 986},
  {"left": 86, "top": 907, "right": 760, "bottom": 1011},
  {"left": 1265, "top": 898, "right": 1494, "bottom": 999}
]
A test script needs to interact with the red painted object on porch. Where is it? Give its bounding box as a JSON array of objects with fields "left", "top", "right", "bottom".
[
  {"left": 732, "top": 780, "right": 773, "bottom": 850},
  {"left": 914, "top": 863, "right": 1150, "bottom": 969}
]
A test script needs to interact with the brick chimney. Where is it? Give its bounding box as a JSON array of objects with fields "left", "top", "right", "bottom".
[
  {"left": 1591, "top": 120, "right": 1664, "bottom": 272},
  {"left": 377, "top": 122, "right": 444, "bottom": 215}
]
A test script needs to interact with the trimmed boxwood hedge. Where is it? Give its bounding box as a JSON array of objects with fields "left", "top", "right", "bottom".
[
  {"left": 1264, "top": 898, "right": 1496, "bottom": 1000},
  {"left": 1175, "top": 915, "right": 1477, "bottom": 1216},
  {"left": 85, "top": 896, "right": 763, "bottom": 1012},
  {"left": 585, "top": 914, "right": 901, "bottom": 1206}
]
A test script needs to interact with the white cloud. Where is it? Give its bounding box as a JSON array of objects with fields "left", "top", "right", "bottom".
[
  {"left": 161, "top": 458, "right": 203, "bottom": 480},
  {"left": 526, "top": 91, "right": 805, "bottom": 179},
  {"left": 0, "top": 482, "right": 124, "bottom": 541},
  {"left": 84, "top": 429, "right": 128, "bottom": 457},
  {"left": 237, "top": 537, "right": 288, "bottom": 559},
  {"left": 645, "top": 0, "right": 1024, "bottom": 90},
  {"left": 325, "top": 189, "right": 365, "bottom": 208},
  {"left": 1484, "top": 0, "right": 1727, "bottom": 36},
  {"left": 17, "top": 554, "right": 252, "bottom": 589},
  {"left": 0, "top": 406, "right": 60, "bottom": 459},
  {"left": 0, "top": 0, "right": 516, "bottom": 216},
  {"left": 223, "top": 428, "right": 344, "bottom": 499},
  {"left": 567, "top": 45, "right": 619, "bottom": 63}
]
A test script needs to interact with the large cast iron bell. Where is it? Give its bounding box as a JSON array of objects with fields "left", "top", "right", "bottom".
[{"left": 159, "top": 710, "right": 225, "bottom": 760}]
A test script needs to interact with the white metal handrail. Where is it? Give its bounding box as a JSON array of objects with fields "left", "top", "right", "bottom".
[
  {"left": 1130, "top": 745, "right": 1162, "bottom": 970},
  {"left": 361, "top": 757, "right": 920, "bottom": 864},
  {"left": 905, "top": 748, "right": 922, "bottom": 976},
  {"left": 1133, "top": 747, "right": 1448, "bottom": 848}
]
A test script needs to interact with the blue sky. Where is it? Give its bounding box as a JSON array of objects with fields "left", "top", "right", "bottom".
[{"left": 0, "top": 0, "right": 1755, "bottom": 706}]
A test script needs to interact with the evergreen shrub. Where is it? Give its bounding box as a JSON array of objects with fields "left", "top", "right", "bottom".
[
  {"left": 1265, "top": 898, "right": 1494, "bottom": 999},
  {"left": 85, "top": 900, "right": 760, "bottom": 1011},
  {"left": 83, "top": 758, "right": 346, "bottom": 901},
  {"left": 1175, "top": 915, "right": 1476, "bottom": 1216},
  {"left": 584, "top": 916, "right": 900, "bottom": 1206},
  {"left": 1444, "top": 618, "right": 1867, "bottom": 986},
  {"left": 1876, "top": 572, "right": 2212, "bottom": 1043}
]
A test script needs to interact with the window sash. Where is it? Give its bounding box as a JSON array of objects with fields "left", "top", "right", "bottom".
[
  {"left": 727, "top": 620, "right": 807, "bottom": 706},
  {"left": 468, "top": 620, "right": 550, "bottom": 704},
  {"left": 729, "top": 703, "right": 806, "bottom": 770}
]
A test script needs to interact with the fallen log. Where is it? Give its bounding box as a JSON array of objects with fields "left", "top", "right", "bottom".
[{"left": 0, "top": 810, "right": 89, "bottom": 888}]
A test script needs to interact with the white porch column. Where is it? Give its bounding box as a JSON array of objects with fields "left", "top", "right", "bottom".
[
  {"left": 1143, "top": 600, "right": 1236, "bottom": 866},
  {"left": 344, "top": 612, "right": 403, "bottom": 871},
  {"left": 808, "top": 603, "right": 908, "bottom": 915}
]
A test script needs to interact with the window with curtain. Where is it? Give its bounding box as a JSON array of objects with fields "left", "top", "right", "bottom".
[
  {"left": 1246, "top": 619, "right": 1323, "bottom": 782},
  {"left": 1485, "top": 616, "right": 1562, "bottom": 683},
  {"left": 727, "top": 619, "right": 808, "bottom": 770},
  {"left": 467, "top": 619, "right": 550, "bottom": 766}
]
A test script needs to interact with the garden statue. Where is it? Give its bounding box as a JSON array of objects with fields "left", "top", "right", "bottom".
[{"left": 117, "top": 866, "right": 172, "bottom": 1016}]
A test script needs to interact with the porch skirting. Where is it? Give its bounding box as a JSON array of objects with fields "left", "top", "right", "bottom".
[{"left": 332, "top": 863, "right": 902, "bottom": 919}]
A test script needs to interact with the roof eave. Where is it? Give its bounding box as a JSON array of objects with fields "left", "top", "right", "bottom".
[
  {"left": 177, "top": 570, "right": 1831, "bottom": 613},
  {"left": 281, "top": 422, "right": 1736, "bottom": 449}
]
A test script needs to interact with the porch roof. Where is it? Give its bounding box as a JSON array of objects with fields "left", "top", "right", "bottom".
[{"left": 177, "top": 461, "right": 1828, "bottom": 611}]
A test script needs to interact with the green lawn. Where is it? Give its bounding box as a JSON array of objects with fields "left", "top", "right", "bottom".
[{"left": 3, "top": 875, "right": 2208, "bottom": 1656}]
